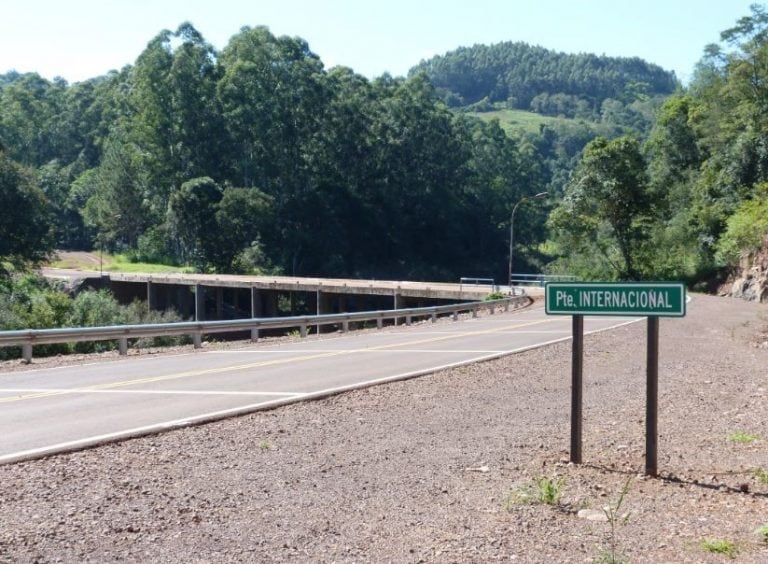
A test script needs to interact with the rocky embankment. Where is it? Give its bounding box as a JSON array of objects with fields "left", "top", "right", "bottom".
[{"left": 729, "top": 237, "right": 768, "bottom": 303}]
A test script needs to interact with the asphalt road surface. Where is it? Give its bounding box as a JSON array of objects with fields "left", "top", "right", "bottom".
[{"left": 0, "top": 305, "right": 639, "bottom": 464}]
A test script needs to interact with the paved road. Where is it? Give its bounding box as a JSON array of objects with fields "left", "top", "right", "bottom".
[{"left": 0, "top": 305, "right": 637, "bottom": 464}]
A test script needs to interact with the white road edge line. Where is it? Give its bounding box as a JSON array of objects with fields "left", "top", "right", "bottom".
[
  {"left": 0, "top": 316, "right": 641, "bottom": 466},
  {"left": 0, "top": 389, "right": 304, "bottom": 397}
]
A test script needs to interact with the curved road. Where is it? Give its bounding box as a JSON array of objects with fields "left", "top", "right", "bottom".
[{"left": 0, "top": 305, "right": 639, "bottom": 464}]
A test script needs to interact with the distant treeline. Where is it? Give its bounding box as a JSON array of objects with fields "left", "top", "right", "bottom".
[
  {"left": 410, "top": 41, "right": 679, "bottom": 115},
  {"left": 0, "top": 24, "right": 548, "bottom": 281}
]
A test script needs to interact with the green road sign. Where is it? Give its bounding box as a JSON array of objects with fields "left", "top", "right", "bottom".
[{"left": 545, "top": 282, "right": 686, "bottom": 317}]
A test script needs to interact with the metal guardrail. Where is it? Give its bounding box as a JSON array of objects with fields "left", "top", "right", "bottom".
[
  {"left": 459, "top": 277, "right": 497, "bottom": 292},
  {"left": 510, "top": 273, "right": 577, "bottom": 287},
  {"left": 1, "top": 295, "right": 530, "bottom": 364}
]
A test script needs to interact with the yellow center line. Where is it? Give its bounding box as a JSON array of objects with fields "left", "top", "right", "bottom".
[{"left": 2, "top": 317, "right": 560, "bottom": 404}]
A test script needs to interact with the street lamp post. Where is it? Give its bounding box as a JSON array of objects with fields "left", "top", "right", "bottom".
[{"left": 508, "top": 191, "right": 548, "bottom": 289}]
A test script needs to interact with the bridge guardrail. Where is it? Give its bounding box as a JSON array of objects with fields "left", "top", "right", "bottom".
[
  {"left": 510, "top": 273, "right": 577, "bottom": 287},
  {"left": 1, "top": 295, "right": 530, "bottom": 364}
]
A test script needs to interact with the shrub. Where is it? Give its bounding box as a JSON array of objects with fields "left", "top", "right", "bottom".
[
  {"left": 67, "top": 291, "right": 124, "bottom": 352},
  {"left": 505, "top": 475, "right": 565, "bottom": 508},
  {"left": 700, "top": 538, "right": 738, "bottom": 557},
  {"left": 715, "top": 183, "right": 768, "bottom": 265},
  {"left": 122, "top": 300, "right": 190, "bottom": 348}
]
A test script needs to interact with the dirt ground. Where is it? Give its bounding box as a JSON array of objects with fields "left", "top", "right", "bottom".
[{"left": 1, "top": 294, "right": 767, "bottom": 563}]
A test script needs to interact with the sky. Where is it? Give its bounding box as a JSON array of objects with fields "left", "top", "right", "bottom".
[{"left": 0, "top": 0, "right": 759, "bottom": 85}]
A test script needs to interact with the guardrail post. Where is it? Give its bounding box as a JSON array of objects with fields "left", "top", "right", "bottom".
[
  {"left": 342, "top": 320, "right": 349, "bottom": 333},
  {"left": 406, "top": 314, "right": 412, "bottom": 326},
  {"left": 377, "top": 317, "right": 383, "bottom": 329},
  {"left": 431, "top": 311, "right": 437, "bottom": 323},
  {"left": 22, "top": 343, "right": 32, "bottom": 364},
  {"left": 250, "top": 328, "right": 259, "bottom": 342},
  {"left": 472, "top": 308, "right": 478, "bottom": 319},
  {"left": 193, "top": 332, "right": 202, "bottom": 349},
  {"left": 452, "top": 311, "right": 458, "bottom": 321},
  {"left": 300, "top": 324, "right": 307, "bottom": 338},
  {"left": 489, "top": 304, "right": 495, "bottom": 315},
  {"left": 118, "top": 338, "right": 128, "bottom": 356}
]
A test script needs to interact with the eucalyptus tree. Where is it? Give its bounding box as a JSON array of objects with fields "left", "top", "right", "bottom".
[
  {"left": 0, "top": 149, "right": 53, "bottom": 274},
  {"left": 127, "top": 22, "right": 221, "bottom": 218},
  {"left": 0, "top": 73, "right": 66, "bottom": 167},
  {"left": 216, "top": 26, "right": 328, "bottom": 274}
]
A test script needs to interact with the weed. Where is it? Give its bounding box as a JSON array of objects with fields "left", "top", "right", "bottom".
[
  {"left": 757, "top": 523, "right": 768, "bottom": 544},
  {"left": 594, "top": 477, "right": 632, "bottom": 564},
  {"left": 727, "top": 431, "right": 761, "bottom": 444},
  {"left": 700, "top": 538, "right": 738, "bottom": 558},
  {"left": 287, "top": 329, "right": 301, "bottom": 338},
  {"left": 753, "top": 467, "right": 768, "bottom": 484},
  {"left": 505, "top": 475, "right": 565, "bottom": 508},
  {"left": 594, "top": 549, "right": 629, "bottom": 564},
  {"left": 258, "top": 439, "right": 272, "bottom": 450}
]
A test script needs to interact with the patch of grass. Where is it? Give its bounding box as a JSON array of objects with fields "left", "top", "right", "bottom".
[
  {"left": 700, "top": 538, "right": 738, "bottom": 558},
  {"left": 49, "top": 252, "right": 193, "bottom": 274},
  {"left": 754, "top": 467, "right": 768, "bottom": 484},
  {"left": 727, "top": 431, "right": 761, "bottom": 444},
  {"left": 757, "top": 523, "right": 768, "bottom": 544},
  {"left": 505, "top": 475, "right": 565, "bottom": 508},
  {"left": 258, "top": 439, "right": 272, "bottom": 451},
  {"left": 108, "top": 254, "right": 194, "bottom": 274},
  {"left": 466, "top": 109, "right": 589, "bottom": 135}
]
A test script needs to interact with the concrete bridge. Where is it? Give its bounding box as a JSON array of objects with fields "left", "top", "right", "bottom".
[{"left": 43, "top": 270, "right": 499, "bottom": 322}]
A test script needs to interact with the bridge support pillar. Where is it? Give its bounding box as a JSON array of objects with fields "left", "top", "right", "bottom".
[
  {"left": 264, "top": 291, "right": 279, "bottom": 318},
  {"left": 251, "top": 288, "right": 263, "bottom": 318},
  {"left": 147, "top": 281, "right": 158, "bottom": 311},
  {"left": 215, "top": 287, "right": 224, "bottom": 319},
  {"left": 195, "top": 284, "right": 205, "bottom": 321},
  {"left": 316, "top": 290, "right": 332, "bottom": 333},
  {"left": 232, "top": 289, "right": 240, "bottom": 316}
]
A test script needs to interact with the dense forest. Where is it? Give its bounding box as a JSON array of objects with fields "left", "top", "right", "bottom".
[
  {"left": 2, "top": 5, "right": 768, "bottom": 297},
  {"left": 410, "top": 42, "right": 678, "bottom": 119},
  {"left": 0, "top": 23, "right": 551, "bottom": 282}
]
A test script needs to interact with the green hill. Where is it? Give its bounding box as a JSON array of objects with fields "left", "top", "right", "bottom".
[{"left": 411, "top": 41, "right": 678, "bottom": 117}]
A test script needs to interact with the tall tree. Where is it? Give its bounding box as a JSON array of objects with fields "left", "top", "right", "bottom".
[
  {"left": 0, "top": 149, "right": 53, "bottom": 274},
  {"left": 549, "top": 136, "right": 651, "bottom": 279}
]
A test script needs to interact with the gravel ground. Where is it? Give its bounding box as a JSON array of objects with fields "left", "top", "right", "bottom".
[{"left": 1, "top": 294, "right": 767, "bottom": 563}]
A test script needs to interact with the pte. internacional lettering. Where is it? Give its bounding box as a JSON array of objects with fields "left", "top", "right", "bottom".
[{"left": 545, "top": 282, "right": 686, "bottom": 317}]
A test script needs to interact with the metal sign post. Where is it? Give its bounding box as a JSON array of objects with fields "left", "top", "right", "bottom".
[
  {"left": 545, "top": 282, "right": 686, "bottom": 476},
  {"left": 646, "top": 317, "right": 660, "bottom": 476},
  {"left": 571, "top": 315, "right": 583, "bottom": 464}
]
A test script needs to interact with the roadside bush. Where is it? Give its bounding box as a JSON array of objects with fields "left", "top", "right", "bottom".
[
  {"left": 0, "top": 274, "right": 193, "bottom": 359},
  {"left": 122, "top": 300, "right": 190, "bottom": 348},
  {"left": 715, "top": 183, "right": 768, "bottom": 265},
  {"left": 67, "top": 290, "right": 126, "bottom": 352},
  {"left": 0, "top": 275, "right": 72, "bottom": 358}
]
